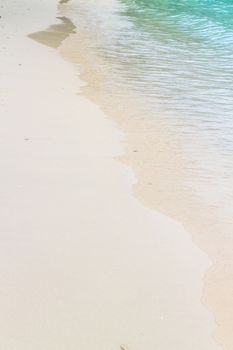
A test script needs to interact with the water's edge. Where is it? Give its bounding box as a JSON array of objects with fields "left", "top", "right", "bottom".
[{"left": 29, "top": 0, "right": 232, "bottom": 348}]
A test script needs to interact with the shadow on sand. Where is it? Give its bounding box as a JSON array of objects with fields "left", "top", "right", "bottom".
[{"left": 28, "top": 15, "right": 75, "bottom": 49}]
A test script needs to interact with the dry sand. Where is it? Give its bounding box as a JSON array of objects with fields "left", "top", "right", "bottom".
[{"left": 0, "top": 1, "right": 223, "bottom": 349}]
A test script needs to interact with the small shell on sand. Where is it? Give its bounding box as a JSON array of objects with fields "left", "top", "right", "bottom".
[{"left": 120, "top": 345, "right": 128, "bottom": 350}]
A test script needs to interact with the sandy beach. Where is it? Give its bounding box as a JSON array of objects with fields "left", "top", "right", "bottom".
[{"left": 0, "top": 1, "right": 225, "bottom": 349}]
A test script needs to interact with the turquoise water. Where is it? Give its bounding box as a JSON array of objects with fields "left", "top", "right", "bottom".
[
  {"left": 122, "top": 0, "right": 233, "bottom": 150},
  {"left": 64, "top": 0, "right": 233, "bottom": 233}
]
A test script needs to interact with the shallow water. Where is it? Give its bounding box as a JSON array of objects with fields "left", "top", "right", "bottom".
[{"left": 62, "top": 0, "right": 233, "bottom": 229}]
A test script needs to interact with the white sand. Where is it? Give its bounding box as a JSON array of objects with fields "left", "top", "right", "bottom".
[{"left": 0, "top": 1, "right": 222, "bottom": 349}]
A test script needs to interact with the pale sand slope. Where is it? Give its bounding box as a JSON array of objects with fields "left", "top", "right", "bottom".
[{"left": 0, "top": 1, "right": 222, "bottom": 349}]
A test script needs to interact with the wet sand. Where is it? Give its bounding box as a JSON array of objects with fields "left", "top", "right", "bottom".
[{"left": 0, "top": 0, "right": 223, "bottom": 349}]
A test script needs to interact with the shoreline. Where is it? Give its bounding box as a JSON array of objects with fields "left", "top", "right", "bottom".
[
  {"left": 0, "top": 1, "right": 223, "bottom": 349},
  {"left": 54, "top": 2, "right": 233, "bottom": 348}
]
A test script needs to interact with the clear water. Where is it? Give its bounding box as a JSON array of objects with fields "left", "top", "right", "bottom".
[
  {"left": 122, "top": 0, "right": 233, "bottom": 162},
  {"left": 63, "top": 0, "right": 233, "bottom": 235}
]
